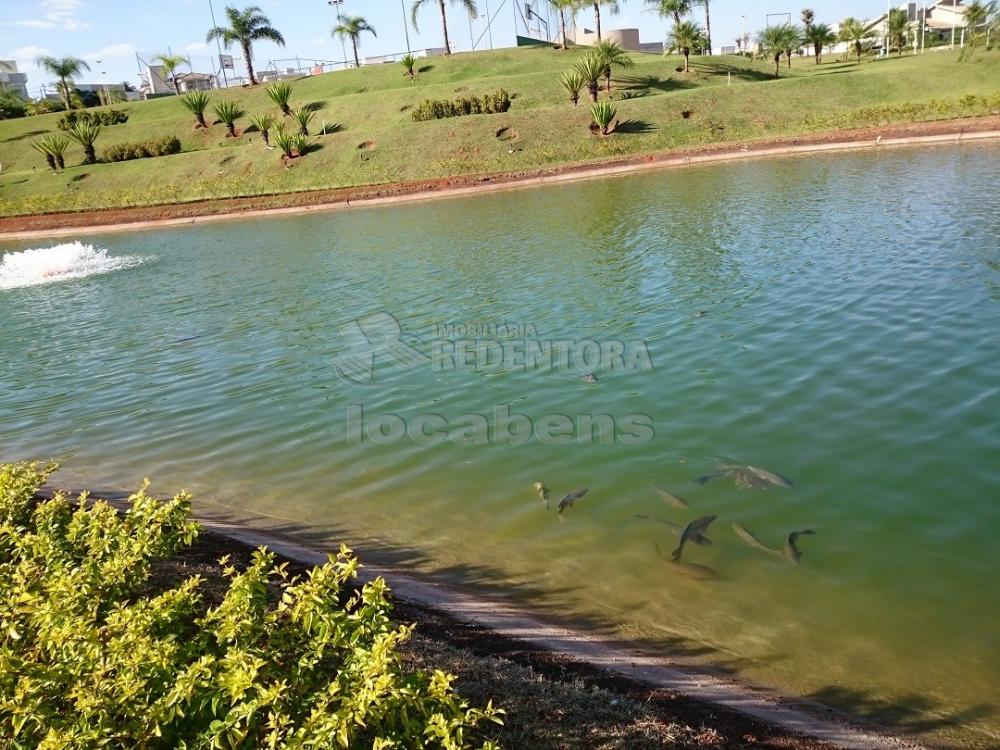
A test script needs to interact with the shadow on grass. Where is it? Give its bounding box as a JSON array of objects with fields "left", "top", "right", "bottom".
[
  {"left": 2, "top": 129, "right": 50, "bottom": 143},
  {"left": 616, "top": 74, "right": 695, "bottom": 94},
  {"left": 690, "top": 61, "right": 777, "bottom": 82},
  {"left": 302, "top": 100, "right": 327, "bottom": 113},
  {"left": 616, "top": 119, "right": 657, "bottom": 134},
  {"left": 300, "top": 142, "right": 325, "bottom": 156},
  {"left": 317, "top": 122, "right": 342, "bottom": 135},
  {"left": 417, "top": 64, "right": 434, "bottom": 74}
]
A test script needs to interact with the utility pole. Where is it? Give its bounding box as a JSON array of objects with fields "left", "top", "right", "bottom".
[
  {"left": 400, "top": 0, "right": 412, "bottom": 53},
  {"left": 208, "top": 0, "right": 228, "bottom": 86},
  {"left": 328, "top": 0, "right": 349, "bottom": 68},
  {"left": 485, "top": 0, "right": 494, "bottom": 48}
]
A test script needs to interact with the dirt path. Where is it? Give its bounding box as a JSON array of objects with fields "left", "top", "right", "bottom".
[{"left": 2, "top": 117, "right": 998, "bottom": 240}]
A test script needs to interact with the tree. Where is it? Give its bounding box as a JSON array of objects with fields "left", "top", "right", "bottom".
[
  {"left": 887, "top": 7, "right": 909, "bottom": 55},
  {"left": 574, "top": 51, "right": 605, "bottom": 102},
  {"left": 695, "top": 0, "right": 712, "bottom": 53},
  {"left": 154, "top": 54, "right": 187, "bottom": 95},
  {"left": 757, "top": 23, "right": 800, "bottom": 77},
  {"left": 668, "top": 20, "right": 707, "bottom": 72},
  {"left": 784, "top": 25, "right": 803, "bottom": 67},
  {"left": 333, "top": 16, "right": 376, "bottom": 69},
  {"left": 647, "top": 0, "right": 691, "bottom": 26},
  {"left": 206, "top": 5, "right": 285, "bottom": 86},
  {"left": 35, "top": 56, "right": 90, "bottom": 110},
  {"left": 594, "top": 39, "right": 633, "bottom": 92},
  {"left": 590, "top": 0, "right": 621, "bottom": 42},
  {"left": 801, "top": 7, "right": 814, "bottom": 32},
  {"left": 803, "top": 22, "right": 836, "bottom": 63},
  {"left": 962, "top": 1, "right": 996, "bottom": 49},
  {"left": 411, "top": 0, "right": 478, "bottom": 55},
  {"left": 838, "top": 17, "right": 874, "bottom": 64},
  {"left": 550, "top": 0, "right": 579, "bottom": 49},
  {"left": 66, "top": 121, "right": 101, "bottom": 164}
]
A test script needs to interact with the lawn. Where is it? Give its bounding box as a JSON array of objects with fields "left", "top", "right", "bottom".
[{"left": 1, "top": 45, "right": 998, "bottom": 216}]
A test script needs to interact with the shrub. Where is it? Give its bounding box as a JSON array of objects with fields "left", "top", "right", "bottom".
[
  {"left": 213, "top": 99, "right": 244, "bottom": 137},
  {"left": 31, "top": 135, "right": 69, "bottom": 171},
  {"left": 574, "top": 53, "right": 604, "bottom": 103},
  {"left": 590, "top": 100, "right": 618, "bottom": 135},
  {"left": 57, "top": 108, "right": 128, "bottom": 130},
  {"left": 272, "top": 124, "right": 298, "bottom": 159},
  {"left": 292, "top": 107, "right": 314, "bottom": 136},
  {"left": 560, "top": 69, "right": 585, "bottom": 107},
  {"left": 249, "top": 112, "right": 276, "bottom": 145},
  {"left": 411, "top": 89, "right": 512, "bottom": 121},
  {"left": 181, "top": 91, "right": 210, "bottom": 128},
  {"left": 0, "top": 91, "right": 27, "bottom": 120},
  {"left": 0, "top": 461, "right": 503, "bottom": 749},
  {"left": 66, "top": 120, "right": 101, "bottom": 164},
  {"left": 401, "top": 53, "right": 417, "bottom": 78},
  {"left": 266, "top": 81, "right": 293, "bottom": 116},
  {"left": 102, "top": 135, "right": 182, "bottom": 162}
]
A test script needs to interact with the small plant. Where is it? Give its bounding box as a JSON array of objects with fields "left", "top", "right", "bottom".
[
  {"left": 102, "top": 135, "right": 182, "bottom": 162},
  {"left": 180, "top": 90, "right": 210, "bottom": 128},
  {"left": 249, "top": 112, "right": 276, "bottom": 145},
  {"left": 66, "top": 120, "right": 101, "bottom": 164},
  {"left": 574, "top": 52, "right": 604, "bottom": 103},
  {"left": 272, "top": 124, "right": 297, "bottom": 159},
  {"left": 401, "top": 53, "right": 417, "bottom": 78},
  {"left": 411, "top": 89, "right": 512, "bottom": 121},
  {"left": 266, "top": 81, "right": 293, "bottom": 116},
  {"left": 56, "top": 108, "right": 129, "bottom": 130},
  {"left": 292, "top": 107, "right": 314, "bottom": 136},
  {"left": 560, "top": 69, "right": 585, "bottom": 106},
  {"left": 31, "top": 137, "right": 57, "bottom": 171},
  {"left": 590, "top": 100, "right": 618, "bottom": 135},
  {"left": 45, "top": 134, "right": 69, "bottom": 169},
  {"left": 293, "top": 133, "right": 309, "bottom": 156},
  {"left": 213, "top": 99, "right": 244, "bottom": 137}
]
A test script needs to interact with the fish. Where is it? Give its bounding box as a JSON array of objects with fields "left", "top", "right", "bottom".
[
  {"left": 557, "top": 487, "right": 589, "bottom": 514},
  {"left": 654, "top": 543, "right": 719, "bottom": 580},
  {"left": 745, "top": 465, "right": 794, "bottom": 488},
  {"left": 670, "top": 515, "right": 716, "bottom": 562},
  {"left": 784, "top": 529, "right": 816, "bottom": 564},
  {"left": 696, "top": 463, "right": 792, "bottom": 490},
  {"left": 636, "top": 515, "right": 712, "bottom": 545},
  {"left": 732, "top": 523, "right": 784, "bottom": 558},
  {"left": 650, "top": 484, "right": 689, "bottom": 509},
  {"left": 533, "top": 481, "right": 550, "bottom": 510},
  {"left": 581, "top": 373, "right": 599, "bottom": 383}
]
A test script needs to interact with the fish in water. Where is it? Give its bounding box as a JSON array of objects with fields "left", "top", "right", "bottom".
[
  {"left": 557, "top": 487, "right": 589, "bottom": 514},
  {"left": 732, "top": 523, "right": 784, "bottom": 558},
  {"left": 670, "top": 515, "right": 716, "bottom": 562},
  {"left": 533, "top": 481, "right": 550, "bottom": 510},
  {"left": 637, "top": 515, "right": 712, "bottom": 545},
  {"left": 650, "top": 484, "right": 689, "bottom": 509},
  {"left": 581, "top": 373, "right": 598, "bottom": 383},
  {"left": 654, "top": 543, "right": 720, "bottom": 580},
  {"left": 696, "top": 464, "right": 793, "bottom": 490},
  {"left": 785, "top": 529, "right": 816, "bottom": 564}
]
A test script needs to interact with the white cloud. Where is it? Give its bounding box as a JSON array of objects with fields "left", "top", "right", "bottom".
[
  {"left": 1, "top": 0, "right": 89, "bottom": 32},
  {"left": 10, "top": 45, "right": 51, "bottom": 60},
  {"left": 185, "top": 42, "right": 209, "bottom": 52},
  {"left": 84, "top": 43, "right": 137, "bottom": 61}
]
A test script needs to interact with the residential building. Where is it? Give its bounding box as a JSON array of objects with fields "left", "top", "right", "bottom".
[{"left": 0, "top": 60, "right": 29, "bottom": 98}]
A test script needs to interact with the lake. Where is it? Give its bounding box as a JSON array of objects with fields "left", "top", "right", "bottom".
[{"left": 2, "top": 142, "right": 998, "bottom": 748}]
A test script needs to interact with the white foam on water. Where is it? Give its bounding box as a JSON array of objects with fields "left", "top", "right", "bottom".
[{"left": 0, "top": 242, "right": 148, "bottom": 290}]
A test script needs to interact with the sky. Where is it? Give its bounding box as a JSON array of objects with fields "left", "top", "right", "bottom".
[{"left": 2, "top": 0, "right": 897, "bottom": 97}]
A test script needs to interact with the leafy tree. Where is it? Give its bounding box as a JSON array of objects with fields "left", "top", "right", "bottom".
[
  {"left": 594, "top": 39, "right": 633, "bottom": 92},
  {"left": 962, "top": 1, "right": 996, "bottom": 50},
  {"left": 206, "top": 5, "right": 285, "bottom": 86},
  {"left": 803, "top": 21, "right": 837, "bottom": 63},
  {"left": 154, "top": 54, "right": 187, "bottom": 94},
  {"left": 0, "top": 91, "right": 28, "bottom": 119},
  {"left": 668, "top": 20, "right": 707, "bottom": 72},
  {"left": 887, "top": 7, "right": 909, "bottom": 55},
  {"left": 333, "top": 15, "right": 376, "bottom": 69},
  {"left": 757, "top": 23, "right": 800, "bottom": 77},
  {"left": 181, "top": 90, "right": 210, "bottom": 128},
  {"left": 801, "top": 7, "right": 814, "bottom": 31},
  {"left": 839, "top": 17, "right": 875, "bottom": 64},
  {"left": 35, "top": 55, "right": 90, "bottom": 110},
  {"left": 411, "top": 0, "right": 478, "bottom": 55}
]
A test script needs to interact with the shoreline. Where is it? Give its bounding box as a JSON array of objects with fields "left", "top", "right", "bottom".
[
  {"left": 1, "top": 116, "right": 998, "bottom": 241},
  {"left": 36, "top": 487, "right": 930, "bottom": 750}
]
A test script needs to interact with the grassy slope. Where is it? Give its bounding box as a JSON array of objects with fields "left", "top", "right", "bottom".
[{"left": 1, "top": 46, "right": 998, "bottom": 215}]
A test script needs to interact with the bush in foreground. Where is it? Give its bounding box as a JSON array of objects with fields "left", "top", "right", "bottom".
[
  {"left": 411, "top": 90, "right": 511, "bottom": 122},
  {"left": 0, "top": 461, "right": 502, "bottom": 749},
  {"left": 103, "top": 135, "right": 182, "bottom": 162}
]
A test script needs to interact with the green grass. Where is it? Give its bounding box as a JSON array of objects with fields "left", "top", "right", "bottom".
[{"left": 1, "top": 46, "right": 998, "bottom": 216}]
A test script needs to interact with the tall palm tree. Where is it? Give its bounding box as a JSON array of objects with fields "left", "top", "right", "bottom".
[
  {"left": 757, "top": 23, "right": 800, "bottom": 77},
  {"left": 803, "top": 22, "right": 836, "bottom": 63},
  {"left": 590, "top": 0, "right": 621, "bottom": 41},
  {"left": 963, "top": 0, "right": 994, "bottom": 47},
  {"left": 695, "top": 0, "right": 712, "bottom": 53},
  {"left": 411, "top": 0, "right": 478, "bottom": 55},
  {"left": 647, "top": 0, "right": 691, "bottom": 26},
  {"left": 801, "top": 7, "right": 815, "bottom": 32},
  {"left": 668, "top": 20, "right": 706, "bottom": 72},
  {"left": 333, "top": 16, "right": 376, "bottom": 68},
  {"left": 887, "top": 8, "right": 909, "bottom": 55},
  {"left": 550, "top": 0, "right": 580, "bottom": 49},
  {"left": 838, "top": 17, "right": 874, "bottom": 64},
  {"left": 154, "top": 54, "right": 187, "bottom": 95},
  {"left": 783, "top": 25, "right": 802, "bottom": 67},
  {"left": 35, "top": 56, "right": 90, "bottom": 110},
  {"left": 206, "top": 5, "right": 285, "bottom": 85}
]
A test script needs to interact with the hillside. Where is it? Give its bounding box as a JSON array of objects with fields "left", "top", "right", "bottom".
[{"left": 1, "top": 45, "right": 998, "bottom": 216}]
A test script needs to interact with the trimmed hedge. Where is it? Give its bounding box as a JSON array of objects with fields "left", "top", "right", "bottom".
[
  {"left": 57, "top": 108, "right": 129, "bottom": 131},
  {"left": 103, "top": 135, "right": 182, "bottom": 162},
  {"left": 412, "top": 89, "right": 512, "bottom": 121}
]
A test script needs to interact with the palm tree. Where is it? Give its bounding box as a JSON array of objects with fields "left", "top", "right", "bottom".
[
  {"left": 783, "top": 25, "right": 802, "bottom": 67},
  {"left": 154, "top": 54, "right": 187, "bottom": 95},
  {"left": 757, "top": 23, "right": 800, "bottom": 77},
  {"left": 594, "top": 39, "right": 633, "bottom": 92},
  {"left": 887, "top": 8, "right": 909, "bottom": 55},
  {"left": 838, "top": 17, "right": 874, "bottom": 64},
  {"left": 411, "top": 0, "right": 478, "bottom": 55},
  {"left": 574, "top": 52, "right": 605, "bottom": 102},
  {"left": 35, "top": 56, "right": 90, "bottom": 110},
  {"left": 550, "top": 0, "right": 579, "bottom": 49},
  {"left": 668, "top": 20, "right": 706, "bottom": 72},
  {"left": 590, "top": 0, "right": 621, "bottom": 42},
  {"left": 695, "top": 0, "right": 712, "bottom": 53},
  {"left": 801, "top": 8, "right": 814, "bottom": 32},
  {"left": 803, "top": 22, "right": 836, "bottom": 63},
  {"left": 66, "top": 121, "right": 101, "bottom": 164},
  {"left": 333, "top": 16, "right": 376, "bottom": 69},
  {"left": 647, "top": 0, "right": 691, "bottom": 26},
  {"left": 962, "top": 1, "right": 994, "bottom": 48},
  {"left": 206, "top": 5, "right": 285, "bottom": 86}
]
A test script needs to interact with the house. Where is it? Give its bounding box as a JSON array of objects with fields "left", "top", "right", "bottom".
[
  {"left": 174, "top": 72, "right": 215, "bottom": 92},
  {"left": 0, "top": 60, "right": 29, "bottom": 98}
]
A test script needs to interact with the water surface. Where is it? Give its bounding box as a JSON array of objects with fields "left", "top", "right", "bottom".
[{"left": 2, "top": 142, "right": 999, "bottom": 748}]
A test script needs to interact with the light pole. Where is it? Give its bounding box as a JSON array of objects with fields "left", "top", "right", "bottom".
[
  {"left": 208, "top": 0, "right": 229, "bottom": 86},
  {"left": 400, "top": 0, "right": 412, "bottom": 53},
  {"left": 328, "top": 0, "right": 349, "bottom": 68}
]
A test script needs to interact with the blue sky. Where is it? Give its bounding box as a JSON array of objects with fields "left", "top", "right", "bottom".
[{"left": 2, "top": 0, "right": 892, "bottom": 96}]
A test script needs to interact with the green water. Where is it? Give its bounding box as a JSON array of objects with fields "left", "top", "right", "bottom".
[{"left": 2, "top": 143, "right": 999, "bottom": 747}]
